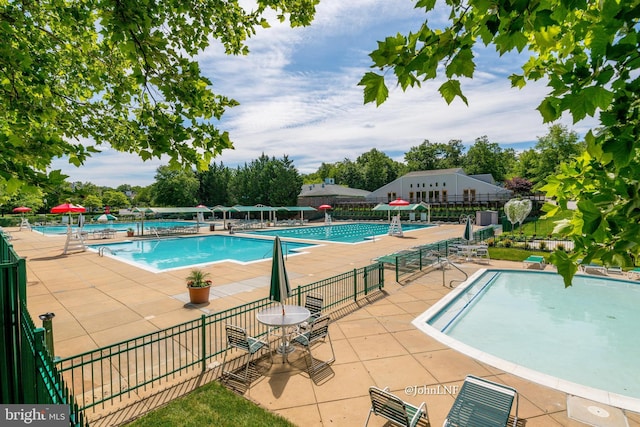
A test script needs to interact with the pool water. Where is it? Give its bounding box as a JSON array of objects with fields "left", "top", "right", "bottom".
[
  {"left": 33, "top": 221, "right": 196, "bottom": 235},
  {"left": 249, "top": 222, "right": 432, "bottom": 243},
  {"left": 415, "top": 269, "right": 640, "bottom": 409},
  {"left": 89, "top": 235, "right": 314, "bottom": 272}
]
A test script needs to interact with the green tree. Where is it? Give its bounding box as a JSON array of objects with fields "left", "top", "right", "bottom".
[
  {"left": 532, "top": 125, "right": 584, "bottom": 187},
  {"left": 510, "top": 149, "right": 539, "bottom": 183},
  {"left": 405, "top": 139, "right": 464, "bottom": 171},
  {"left": 102, "top": 190, "right": 131, "bottom": 210},
  {"left": 463, "top": 137, "right": 515, "bottom": 182},
  {"left": 197, "top": 162, "right": 232, "bottom": 207},
  {"left": 356, "top": 149, "right": 402, "bottom": 192},
  {"left": 84, "top": 195, "right": 104, "bottom": 212},
  {"left": 228, "top": 154, "right": 301, "bottom": 206},
  {"left": 359, "top": 0, "right": 639, "bottom": 285},
  {"left": 1, "top": 1, "right": 318, "bottom": 197},
  {"left": 152, "top": 166, "right": 199, "bottom": 206},
  {"left": 333, "top": 159, "right": 364, "bottom": 189}
]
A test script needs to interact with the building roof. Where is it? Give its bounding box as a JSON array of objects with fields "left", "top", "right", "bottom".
[
  {"left": 402, "top": 168, "right": 466, "bottom": 178},
  {"left": 299, "top": 183, "right": 370, "bottom": 198}
]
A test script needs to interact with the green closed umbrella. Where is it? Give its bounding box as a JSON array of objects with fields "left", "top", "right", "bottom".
[
  {"left": 269, "top": 236, "right": 291, "bottom": 315},
  {"left": 463, "top": 215, "right": 473, "bottom": 243}
]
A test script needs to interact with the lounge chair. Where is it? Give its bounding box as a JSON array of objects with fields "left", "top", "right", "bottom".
[
  {"left": 444, "top": 375, "right": 518, "bottom": 427},
  {"left": 627, "top": 268, "right": 640, "bottom": 280},
  {"left": 523, "top": 255, "right": 545, "bottom": 269},
  {"left": 582, "top": 263, "right": 607, "bottom": 275},
  {"left": 365, "top": 386, "right": 428, "bottom": 427},
  {"left": 474, "top": 247, "right": 491, "bottom": 265},
  {"left": 606, "top": 266, "right": 623, "bottom": 275}
]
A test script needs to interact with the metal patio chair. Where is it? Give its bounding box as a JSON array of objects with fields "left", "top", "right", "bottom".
[{"left": 221, "top": 324, "right": 272, "bottom": 383}]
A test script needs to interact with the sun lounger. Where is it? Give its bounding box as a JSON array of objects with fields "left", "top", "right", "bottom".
[
  {"left": 581, "top": 263, "right": 607, "bottom": 275},
  {"left": 627, "top": 268, "right": 640, "bottom": 280},
  {"left": 523, "top": 255, "right": 545, "bottom": 269},
  {"left": 444, "top": 375, "right": 518, "bottom": 427}
]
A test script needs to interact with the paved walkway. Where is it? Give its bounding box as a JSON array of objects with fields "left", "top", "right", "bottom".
[{"left": 6, "top": 223, "right": 640, "bottom": 427}]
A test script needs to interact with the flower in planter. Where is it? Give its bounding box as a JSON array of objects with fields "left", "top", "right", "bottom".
[{"left": 186, "top": 269, "right": 212, "bottom": 288}]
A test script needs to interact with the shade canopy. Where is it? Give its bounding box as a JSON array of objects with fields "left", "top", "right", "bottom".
[
  {"left": 12, "top": 206, "right": 32, "bottom": 213},
  {"left": 269, "top": 236, "right": 291, "bottom": 311},
  {"left": 50, "top": 203, "right": 86, "bottom": 214}
]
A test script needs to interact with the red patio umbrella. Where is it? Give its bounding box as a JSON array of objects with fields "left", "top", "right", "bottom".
[
  {"left": 388, "top": 198, "right": 409, "bottom": 206},
  {"left": 318, "top": 204, "right": 332, "bottom": 210},
  {"left": 50, "top": 203, "right": 86, "bottom": 214},
  {"left": 12, "top": 206, "right": 32, "bottom": 213}
]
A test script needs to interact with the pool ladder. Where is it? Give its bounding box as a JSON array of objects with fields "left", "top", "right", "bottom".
[
  {"left": 441, "top": 257, "right": 468, "bottom": 288},
  {"left": 98, "top": 246, "right": 115, "bottom": 257}
]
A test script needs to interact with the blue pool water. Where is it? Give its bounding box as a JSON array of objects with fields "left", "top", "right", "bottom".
[
  {"left": 33, "top": 221, "right": 195, "bottom": 235},
  {"left": 415, "top": 269, "right": 640, "bottom": 410},
  {"left": 249, "top": 222, "right": 432, "bottom": 243},
  {"left": 89, "top": 236, "right": 314, "bottom": 272}
]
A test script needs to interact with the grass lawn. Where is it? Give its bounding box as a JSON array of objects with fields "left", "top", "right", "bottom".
[
  {"left": 488, "top": 247, "right": 549, "bottom": 263},
  {"left": 125, "top": 380, "right": 294, "bottom": 427}
]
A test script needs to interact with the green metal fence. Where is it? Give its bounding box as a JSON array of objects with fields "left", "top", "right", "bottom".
[
  {"left": 1, "top": 235, "right": 88, "bottom": 426},
  {"left": 387, "top": 227, "right": 496, "bottom": 281},
  {"left": 56, "top": 263, "right": 384, "bottom": 414}
]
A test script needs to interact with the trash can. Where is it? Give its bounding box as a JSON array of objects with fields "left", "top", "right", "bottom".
[{"left": 209, "top": 224, "right": 215, "bottom": 231}]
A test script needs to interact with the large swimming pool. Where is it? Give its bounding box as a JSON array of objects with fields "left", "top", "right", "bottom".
[
  {"left": 249, "top": 222, "right": 433, "bottom": 243},
  {"left": 89, "top": 235, "right": 314, "bottom": 272},
  {"left": 33, "top": 221, "right": 196, "bottom": 235},
  {"left": 414, "top": 269, "right": 640, "bottom": 412}
]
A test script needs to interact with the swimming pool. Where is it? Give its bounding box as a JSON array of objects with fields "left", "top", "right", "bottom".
[
  {"left": 249, "top": 222, "right": 433, "bottom": 243},
  {"left": 33, "top": 221, "right": 197, "bottom": 235},
  {"left": 89, "top": 235, "right": 314, "bottom": 272},
  {"left": 414, "top": 269, "right": 640, "bottom": 412}
]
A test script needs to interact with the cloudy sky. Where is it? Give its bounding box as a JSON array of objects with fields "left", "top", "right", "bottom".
[{"left": 51, "top": 0, "right": 597, "bottom": 188}]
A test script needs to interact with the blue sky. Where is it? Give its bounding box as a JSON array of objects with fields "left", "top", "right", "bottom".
[{"left": 51, "top": 0, "right": 597, "bottom": 188}]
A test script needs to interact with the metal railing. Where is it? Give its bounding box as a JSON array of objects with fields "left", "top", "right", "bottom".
[
  {"left": 384, "top": 227, "right": 496, "bottom": 282},
  {"left": 1, "top": 235, "right": 88, "bottom": 426},
  {"left": 55, "top": 263, "right": 384, "bottom": 414}
]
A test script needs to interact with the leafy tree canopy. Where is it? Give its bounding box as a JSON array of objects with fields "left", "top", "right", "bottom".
[
  {"left": 1, "top": 0, "right": 318, "bottom": 196},
  {"left": 360, "top": 0, "right": 640, "bottom": 286}
]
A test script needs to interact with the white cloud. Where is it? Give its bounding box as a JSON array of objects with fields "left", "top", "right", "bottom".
[{"left": 53, "top": 0, "right": 597, "bottom": 187}]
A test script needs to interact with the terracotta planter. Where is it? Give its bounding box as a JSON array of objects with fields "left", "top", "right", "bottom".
[
  {"left": 188, "top": 285, "right": 211, "bottom": 304},
  {"left": 127, "top": 231, "right": 134, "bottom": 237}
]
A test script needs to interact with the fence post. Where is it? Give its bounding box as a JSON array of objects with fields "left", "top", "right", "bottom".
[
  {"left": 38, "top": 312, "right": 56, "bottom": 359},
  {"left": 200, "top": 314, "right": 207, "bottom": 372},
  {"left": 353, "top": 268, "right": 358, "bottom": 301},
  {"left": 364, "top": 266, "right": 370, "bottom": 296},
  {"left": 378, "top": 263, "right": 384, "bottom": 290},
  {"left": 32, "top": 327, "right": 46, "bottom": 402}
]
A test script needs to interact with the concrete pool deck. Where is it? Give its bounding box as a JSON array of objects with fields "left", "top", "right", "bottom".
[{"left": 6, "top": 223, "right": 640, "bottom": 426}]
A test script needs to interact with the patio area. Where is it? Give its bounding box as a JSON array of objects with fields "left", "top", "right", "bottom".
[{"left": 6, "top": 223, "right": 640, "bottom": 427}]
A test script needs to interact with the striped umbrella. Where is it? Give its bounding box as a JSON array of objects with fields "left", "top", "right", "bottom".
[{"left": 269, "top": 236, "right": 291, "bottom": 315}]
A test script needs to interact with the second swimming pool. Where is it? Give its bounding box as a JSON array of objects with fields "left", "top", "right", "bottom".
[
  {"left": 249, "top": 222, "right": 433, "bottom": 243},
  {"left": 414, "top": 269, "right": 640, "bottom": 412},
  {"left": 90, "top": 235, "right": 314, "bottom": 272}
]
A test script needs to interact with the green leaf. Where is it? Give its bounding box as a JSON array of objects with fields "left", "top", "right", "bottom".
[
  {"left": 445, "top": 48, "right": 475, "bottom": 78},
  {"left": 536, "top": 98, "right": 560, "bottom": 122},
  {"left": 549, "top": 250, "right": 578, "bottom": 288},
  {"left": 576, "top": 199, "right": 602, "bottom": 235},
  {"left": 358, "top": 72, "right": 389, "bottom": 106},
  {"left": 438, "top": 80, "right": 468, "bottom": 105}
]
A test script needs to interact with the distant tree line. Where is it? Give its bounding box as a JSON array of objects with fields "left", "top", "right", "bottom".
[{"left": 1, "top": 125, "right": 582, "bottom": 214}]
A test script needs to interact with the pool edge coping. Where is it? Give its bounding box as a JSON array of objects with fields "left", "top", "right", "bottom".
[{"left": 412, "top": 267, "right": 640, "bottom": 414}]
